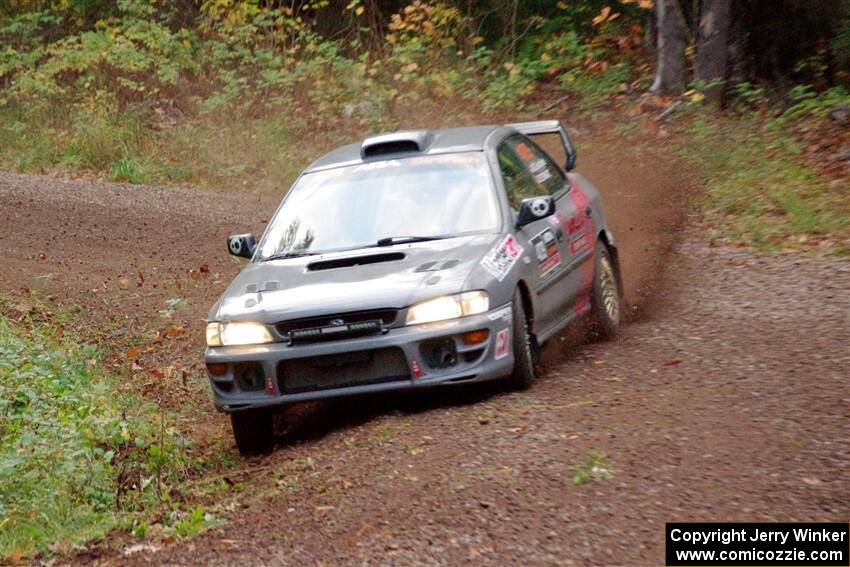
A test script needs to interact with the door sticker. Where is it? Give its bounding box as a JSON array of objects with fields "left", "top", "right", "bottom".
[
  {"left": 565, "top": 180, "right": 595, "bottom": 255},
  {"left": 481, "top": 235, "right": 524, "bottom": 282},
  {"left": 528, "top": 158, "right": 552, "bottom": 184},
  {"left": 566, "top": 179, "right": 597, "bottom": 317},
  {"left": 494, "top": 328, "right": 511, "bottom": 360},
  {"left": 530, "top": 228, "right": 562, "bottom": 278}
]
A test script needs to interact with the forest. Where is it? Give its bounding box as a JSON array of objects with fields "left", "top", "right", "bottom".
[{"left": 1, "top": 1, "right": 847, "bottom": 178}]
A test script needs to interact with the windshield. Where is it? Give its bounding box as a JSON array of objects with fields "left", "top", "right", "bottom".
[{"left": 257, "top": 152, "right": 500, "bottom": 259}]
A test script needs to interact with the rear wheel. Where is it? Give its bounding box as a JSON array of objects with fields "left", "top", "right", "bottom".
[
  {"left": 230, "top": 409, "right": 275, "bottom": 455},
  {"left": 589, "top": 243, "right": 622, "bottom": 340},
  {"left": 505, "top": 289, "right": 536, "bottom": 391}
]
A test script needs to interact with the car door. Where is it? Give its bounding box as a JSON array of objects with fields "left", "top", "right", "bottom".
[{"left": 496, "top": 135, "right": 576, "bottom": 334}]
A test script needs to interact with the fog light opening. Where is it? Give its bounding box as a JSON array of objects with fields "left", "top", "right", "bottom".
[
  {"left": 234, "top": 362, "right": 265, "bottom": 392},
  {"left": 420, "top": 338, "right": 458, "bottom": 370},
  {"left": 462, "top": 329, "right": 490, "bottom": 345}
]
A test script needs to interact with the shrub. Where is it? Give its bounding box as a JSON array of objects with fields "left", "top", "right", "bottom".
[{"left": 0, "top": 313, "right": 194, "bottom": 557}]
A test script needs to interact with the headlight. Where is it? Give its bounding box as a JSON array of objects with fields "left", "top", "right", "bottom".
[
  {"left": 206, "top": 322, "right": 274, "bottom": 346},
  {"left": 405, "top": 291, "right": 489, "bottom": 325}
]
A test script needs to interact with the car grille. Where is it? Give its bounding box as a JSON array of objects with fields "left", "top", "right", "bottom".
[
  {"left": 277, "top": 347, "right": 410, "bottom": 394},
  {"left": 276, "top": 309, "right": 398, "bottom": 343}
]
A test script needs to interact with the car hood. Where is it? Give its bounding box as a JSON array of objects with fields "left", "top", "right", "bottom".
[{"left": 210, "top": 233, "right": 500, "bottom": 323}]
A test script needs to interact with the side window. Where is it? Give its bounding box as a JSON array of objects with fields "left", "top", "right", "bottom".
[
  {"left": 497, "top": 138, "right": 540, "bottom": 209},
  {"left": 505, "top": 135, "right": 567, "bottom": 199}
]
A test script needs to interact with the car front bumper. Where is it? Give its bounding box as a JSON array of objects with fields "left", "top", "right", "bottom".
[{"left": 205, "top": 303, "right": 516, "bottom": 412}]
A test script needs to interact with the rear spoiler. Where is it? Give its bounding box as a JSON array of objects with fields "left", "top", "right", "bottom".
[{"left": 506, "top": 119, "right": 577, "bottom": 171}]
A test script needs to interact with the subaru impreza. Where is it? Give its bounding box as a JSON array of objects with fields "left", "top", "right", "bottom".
[{"left": 206, "top": 120, "right": 622, "bottom": 454}]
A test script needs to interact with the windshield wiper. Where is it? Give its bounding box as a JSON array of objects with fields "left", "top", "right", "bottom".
[
  {"left": 261, "top": 251, "right": 317, "bottom": 262},
  {"left": 376, "top": 235, "right": 449, "bottom": 247}
]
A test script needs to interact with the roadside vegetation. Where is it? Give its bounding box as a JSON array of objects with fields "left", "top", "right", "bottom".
[
  {"left": 674, "top": 86, "right": 850, "bottom": 255},
  {"left": 0, "top": 0, "right": 646, "bottom": 189},
  {"left": 0, "top": 303, "right": 217, "bottom": 559}
]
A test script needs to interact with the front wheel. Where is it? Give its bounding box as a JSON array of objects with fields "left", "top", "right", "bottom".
[
  {"left": 230, "top": 409, "right": 275, "bottom": 456},
  {"left": 589, "top": 243, "right": 622, "bottom": 340},
  {"left": 505, "top": 289, "right": 536, "bottom": 391}
]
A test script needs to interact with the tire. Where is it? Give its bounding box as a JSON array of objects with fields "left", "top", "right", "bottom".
[
  {"left": 589, "top": 243, "right": 622, "bottom": 340},
  {"left": 230, "top": 409, "right": 275, "bottom": 456},
  {"left": 505, "top": 289, "right": 536, "bottom": 391}
]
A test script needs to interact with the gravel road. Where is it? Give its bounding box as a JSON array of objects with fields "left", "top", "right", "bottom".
[{"left": 0, "top": 134, "right": 846, "bottom": 566}]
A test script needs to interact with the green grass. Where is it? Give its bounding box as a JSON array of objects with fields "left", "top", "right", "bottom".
[
  {"left": 683, "top": 115, "right": 849, "bottom": 255},
  {"left": 110, "top": 156, "right": 150, "bottom": 184},
  {"left": 570, "top": 451, "right": 615, "bottom": 486},
  {"left": 0, "top": 309, "right": 206, "bottom": 560},
  {"left": 0, "top": 102, "right": 344, "bottom": 192}
]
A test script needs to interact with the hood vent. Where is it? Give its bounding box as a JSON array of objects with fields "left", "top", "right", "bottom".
[
  {"left": 245, "top": 281, "right": 280, "bottom": 293},
  {"left": 415, "top": 258, "right": 460, "bottom": 272},
  {"left": 307, "top": 252, "right": 405, "bottom": 272}
]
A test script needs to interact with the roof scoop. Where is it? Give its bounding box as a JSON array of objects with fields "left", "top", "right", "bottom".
[{"left": 360, "top": 130, "right": 433, "bottom": 159}]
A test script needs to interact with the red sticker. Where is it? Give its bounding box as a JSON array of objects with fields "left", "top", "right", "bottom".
[
  {"left": 494, "top": 328, "right": 510, "bottom": 360},
  {"left": 566, "top": 179, "right": 594, "bottom": 255},
  {"left": 515, "top": 142, "right": 534, "bottom": 162}
]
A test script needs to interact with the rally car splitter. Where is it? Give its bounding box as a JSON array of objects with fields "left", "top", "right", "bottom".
[{"left": 206, "top": 120, "right": 623, "bottom": 454}]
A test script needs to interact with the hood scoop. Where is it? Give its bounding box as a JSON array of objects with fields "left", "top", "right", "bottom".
[{"left": 307, "top": 252, "right": 405, "bottom": 272}]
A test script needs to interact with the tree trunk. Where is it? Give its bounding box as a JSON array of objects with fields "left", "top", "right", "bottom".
[
  {"left": 651, "top": 0, "right": 689, "bottom": 95},
  {"left": 696, "top": 0, "right": 732, "bottom": 104}
]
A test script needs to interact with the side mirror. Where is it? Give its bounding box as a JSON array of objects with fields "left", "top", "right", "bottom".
[
  {"left": 565, "top": 149, "right": 577, "bottom": 171},
  {"left": 516, "top": 196, "right": 556, "bottom": 229},
  {"left": 228, "top": 234, "right": 256, "bottom": 259},
  {"left": 563, "top": 131, "right": 577, "bottom": 171}
]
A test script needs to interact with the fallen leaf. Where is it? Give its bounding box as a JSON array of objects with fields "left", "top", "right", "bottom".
[
  {"left": 6, "top": 548, "right": 22, "bottom": 564},
  {"left": 126, "top": 346, "right": 141, "bottom": 359},
  {"left": 592, "top": 6, "right": 612, "bottom": 25},
  {"left": 663, "top": 359, "right": 684, "bottom": 367},
  {"left": 166, "top": 324, "right": 185, "bottom": 337}
]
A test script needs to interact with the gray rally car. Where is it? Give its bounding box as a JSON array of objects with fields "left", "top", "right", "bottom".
[{"left": 206, "top": 120, "right": 623, "bottom": 454}]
